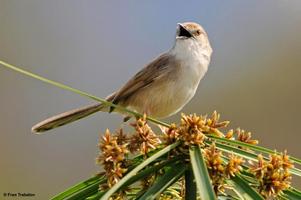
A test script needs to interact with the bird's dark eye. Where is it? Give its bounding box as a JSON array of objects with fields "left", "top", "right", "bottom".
[{"left": 195, "top": 30, "right": 201, "bottom": 36}]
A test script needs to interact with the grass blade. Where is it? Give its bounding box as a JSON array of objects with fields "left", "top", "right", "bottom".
[
  {"left": 99, "top": 142, "right": 180, "bottom": 200},
  {"left": 137, "top": 163, "right": 187, "bottom": 200},
  {"left": 291, "top": 188, "right": 301, "bottom": 196},
  {"left": 208, "top": 135, "right": 301, "bottom": 165},
  {"left": 282, "top": 188, "right": 301, "bottom": 200},
  {"left": 218, "top": 195, "right": 240, "bottom": 200},
  {"left": 118, "top": 156, "right": 183, "bottom": 191},
  {"left": 189, "top": 145, "right": 216, "bottom": 200},
  {"left": 185, "top": 167, "right": 197, "bottom": 200},
  {"left": 51, "top": 175, "right": 105, "bottom": 200},
  {"left": 85, "top": 192, "right": 105, "bottom": 200},
  {"left": 228, "top": 175, "right": 264, "bottom": 200},
  {"left": 0, "top": 60, "right": 170, "bottom": 129},
  {"left": 207, "top": 140, "right": 301, "bottom": 177}
]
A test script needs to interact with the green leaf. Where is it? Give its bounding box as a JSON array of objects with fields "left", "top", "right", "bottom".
[
  {"left": 227, "top": 174, "right": 264, "bottom": 200},
  {"left": 50, "top": 175, "right": 106, "bottom": 200},
  {"left": 189, "top": 145, "right": 216, "bottom": 200},
  {"left": 99, "top": 142, "right": 180, "bottom": 200},
  {"left": 290, "top": 168, "right": 301, "bottom": 177},
  {"left": 208, "top": 135, "right": 301, "bottom": 166},
  {"left": 53, "top": 154, "right": 180, "bottom": 200},
  {"left": 281, "top": 188, "right": 301, "bottom": 200},
  {"left": 206, "top": 139, "right": 301, "bottom": 177},
  {"left": 218, "top": 195, "right": 240, "bottom": 200},
  {"left": 185, "top": 168, "right": 197, "bottom": 200},
  {"left": 0, "top": 60, "right": 170, "bottom": 131},
  {"left": 118, "top": 156, "right": 183, "bottom": 191},
  {"left": 278, "top": 195, "right": 290, "bottom": 200},
  {"left": 85, "top": 192, "right": 105, "bottom": 200},
  {"left": 228, "top": 175, "right": 264, "bottom": 200},
  {"left": 137, "top": 163, "right": 187, "bottom": 200},
  {"left": 291, "top": 188, "right": 301, "bottom": 196},
  {"left": 208, "top": 140, "right": 258, "bottom": 162}
]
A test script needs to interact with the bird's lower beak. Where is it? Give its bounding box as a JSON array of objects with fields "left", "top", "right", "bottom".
[{"left": 177, "top": 23, "right": 193, "bottom": 38}]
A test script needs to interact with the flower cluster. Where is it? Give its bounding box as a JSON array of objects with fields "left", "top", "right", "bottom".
[
  {"left": 97, "top": 115, "right": 162, "bottom": 194},
  {"left": 179, "top": 114, "right": 207, "bottom": 146},
  {"left": 236, "top": 128, "right": 258, "bottom": 145},
  {"left": 225, "top": 154, "right": 244, "bottom": 177},
  {"left": 128, "top": 114, "right": 161, "bottom": 155},
  {"left": 250, "top": 152, "right": 293, "bottom": 197},
  {"left": 96, "top": 111, "right": 295, "bottom": 199},
  {"left": 204, "top": 111, "right": 230, "bottom": 137},
  {"left": 97, "top": 129, "right": 129, "bottom": 188},
  {"left": 204, "top": 143, "right": 244, "bottom": 193},
  {"left": 162, "top": 123, "right": 179, "bottom": 145},
  {"left": 162, "top": 111, "right": 230, "bottom": 146}
]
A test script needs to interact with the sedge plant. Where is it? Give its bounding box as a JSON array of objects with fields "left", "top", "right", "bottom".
[{"left": 1, "top": 60, "right": 301, "bottom": 200}]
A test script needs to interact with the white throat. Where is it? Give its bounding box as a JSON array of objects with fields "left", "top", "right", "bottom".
[{"left": 170, "top": 38, "right": 212, "bottom": 76}]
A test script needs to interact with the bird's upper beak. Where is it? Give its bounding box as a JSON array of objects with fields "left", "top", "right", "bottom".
[{"left": 177, "top": 23, "right": 193, "bottom": 38}]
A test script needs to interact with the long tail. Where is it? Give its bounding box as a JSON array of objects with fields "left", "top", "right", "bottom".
[{"left": 31, "top": 103, "right": 106, "bottom": 133}]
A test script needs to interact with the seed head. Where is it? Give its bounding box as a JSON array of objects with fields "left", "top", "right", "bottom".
[
  {"left": 250, "top": 152, "right": 293, "bottom": 197},
  {"left": 180, "top": 113, "right": 206, "bottom": 146},
  {"left": 236, "top": 128, "right": 258, "bottom": 145},
  {"left": 225, "top": 154, "right": 244, "bottom": 177},
  {"left": 204, "top": 143, "right": 226, "bottom": 193},
  {"left": 97, "top": 129, "right": 129, "bottom": 188},
  {"left": 129, "top": 114, "right": 161, "bottom": 155}
]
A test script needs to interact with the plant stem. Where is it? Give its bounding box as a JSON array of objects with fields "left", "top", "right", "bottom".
[{"left": 0, "top": 60, "right": 170, "bottom": 128}]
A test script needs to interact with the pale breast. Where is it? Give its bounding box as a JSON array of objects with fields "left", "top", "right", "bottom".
[
  {"left": 125, "top": 39, "right": 211, "bottom": 118},
  {"left": 127, "top": 60, "right": 207, "bottom": 118}
]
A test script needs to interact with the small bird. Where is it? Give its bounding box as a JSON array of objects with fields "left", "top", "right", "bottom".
[{"left": 32, "top": 22, "right": 212, "bottom": 133}]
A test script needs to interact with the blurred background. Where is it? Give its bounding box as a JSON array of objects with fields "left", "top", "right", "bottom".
[{"left": 0, "top": 0, "right": 300, "bottom": 199}]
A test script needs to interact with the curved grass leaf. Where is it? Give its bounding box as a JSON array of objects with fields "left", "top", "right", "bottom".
[
  {"left": 291, "top": 188, "right": 301, "bottom": 196},
  {"left": 119, "top": 156, "right": 183, "bottom": 191},
  {"left": 0, "top": 60, "right": 170, "bottom": 130},
  {"left": 189, "top": 146, "right": 216, "bottom": 200},
  {"left": 207, "top": 140, "right": 301, "bottom": 177},
  {"left": 185, "top": 168, "right": 197, "bottom": 200},
  {"left": 99, "top": 142, "right": 180, "bottom": 200},
  {"left": 228, "top": 175, "right": 264, "bottom": 200},
  {"left": 218, "top": 195, "right": 240, "bottom": 200},
  {"left": 88, "top": 158, "right": 181, "bottom": 199},
  {"left": 208, "top": 141, "right": 258, "bottom": 162},
  {"left": 85, "top": 191, "right": 105, "bottom": 200},
  {"left": 51, "top": 175, "right": 106, "bottom": 200},
  {"left": 137, "top": 163, "right": 187, "bottom": 200},
  {"left": 208, "top": 135, "right": 301, "bottom": 165},
  {"left": 281, "top": 189, "right": 301, "bottom": 200}
]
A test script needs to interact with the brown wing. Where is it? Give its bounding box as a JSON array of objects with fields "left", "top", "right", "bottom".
[{"left": 110, "top": 53, "right": 172, "bottom": 111}]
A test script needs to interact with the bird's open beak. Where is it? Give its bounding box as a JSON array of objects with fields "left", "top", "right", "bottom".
[{"left": 177, "top": 23, "right": 193, "bottom": 38}]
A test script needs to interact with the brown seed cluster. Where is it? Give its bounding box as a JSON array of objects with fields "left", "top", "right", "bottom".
[
  {"left": 179, "top": 114, "right": 207, "bottom": 146},
  {"left": 128, "top": 114, "right": 161, "bottom": 155},
  {"left": 225, "top": 154, "right": 244, "bottom": 177},
  {"left": 128, "top": 115, "right": 162, "bottom": 189},
  {"left": 250, "top": 152, "right": 293, "bottom": 197},
  {"left": 204, "top": 143, "right": 244, "bottom": 193},
  {"left": 162, "top": 123, "right": 179, "bottom": 145},
  {"left": 236, "top": 128, "right": 258, "bottom": 145},
  {"left": 97, "top": 129, "right": 129, "bottom": 188},
  {"left": 204, "top": 111, "right": 230, "bottom": 137},
  {"left": 97, "top": 115, "right": 162, "bottom": 193},
  {"left": 96, "top": 111, "right": 295, "bottom": 199},
  {"left": 168, "top": 111, "right": 230, "bottom": 146}
]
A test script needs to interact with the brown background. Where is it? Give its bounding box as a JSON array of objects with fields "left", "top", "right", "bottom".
[{"left": 0, "top": 1, "right": 300, "bottom": 199}]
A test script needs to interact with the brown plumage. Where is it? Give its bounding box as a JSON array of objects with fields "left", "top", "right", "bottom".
[{"left": 32, "top": 22, "right": 212, "bottom": 133}]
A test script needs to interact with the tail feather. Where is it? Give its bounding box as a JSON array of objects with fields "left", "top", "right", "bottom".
[{"left": 31, "top": 103, "right": 105, "bottom": 133}]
